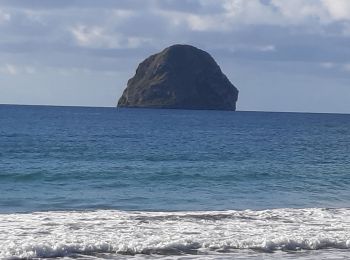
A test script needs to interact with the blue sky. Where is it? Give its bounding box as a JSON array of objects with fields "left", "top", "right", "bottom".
[{"left": 0, "top": 0, "right": 350, "bottom": 113}]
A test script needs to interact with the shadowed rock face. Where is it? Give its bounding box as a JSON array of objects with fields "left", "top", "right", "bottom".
[{"left": 117, "top": 44, "right": 239, "bottom": 110}]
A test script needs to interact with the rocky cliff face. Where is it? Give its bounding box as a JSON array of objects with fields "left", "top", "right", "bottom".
[{"left": 117, "top": 44, "right": 239, "bottom": 110}]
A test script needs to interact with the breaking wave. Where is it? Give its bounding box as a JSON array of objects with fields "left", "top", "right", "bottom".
[{"left": 1, "top": 208, "right": 350, "bottom": 259}]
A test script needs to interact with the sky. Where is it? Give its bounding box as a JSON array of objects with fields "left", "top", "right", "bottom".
[{"left": 0, "top": 0, "right": 350, "bottom": 113}]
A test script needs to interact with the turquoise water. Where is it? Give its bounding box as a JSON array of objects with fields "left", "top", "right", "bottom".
[{"left": 0, "top": 105, "right": 350, "bottom": 259}]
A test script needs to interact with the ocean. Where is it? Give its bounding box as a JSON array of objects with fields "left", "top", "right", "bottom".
[{"left": 0, "top": 104, "right": 349, "bottom": 259}]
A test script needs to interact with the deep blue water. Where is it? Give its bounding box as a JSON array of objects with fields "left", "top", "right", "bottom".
[{"left": 1, "top": 105, "right": 350, "bottom": 213}]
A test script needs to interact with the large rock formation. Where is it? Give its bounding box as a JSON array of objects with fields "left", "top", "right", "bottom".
[{"left": 117, "top": 44, "right": 239, "bottom": 110}]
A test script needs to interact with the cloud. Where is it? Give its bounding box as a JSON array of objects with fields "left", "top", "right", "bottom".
[
  {"left": 342, "top": 63, "right": 350, "bottom": 71},
  {"left": 0, "top": 0, "right": 148, "bottom": 10},
  {"left": 0, "top": 64, "right": 17, "bottom": 75},
  {"left": 153, "top": 0, "right": 350, "bottom": 37},
  {"left": 184, "top": 13, "right": 229, "bottom": 31},
  {"left": 69, "top": 24, "right": 152, "bottom": 49},
  {"left": 320, "top": 62, "right": 335, "bottom": 69},
  {"left": 0, "top": 9, "right": 10, "bottom": 24},
  {"left": 24, "top": 66, "right": 36, "bottom": 74},
  {"left": 322, "top": 0, "right": 350, "bottom": 21},
  {"left": 270, "top": 0, "right": 328, "bottom": 23},
  {"left": 223, "top": 0, "right": 282, "bottom": 25},
  {"left": 0, "top": 1, "right": 350, "bottom": 75},
  {"left": 70, "top": 25, "right": 106, "bottom": 47},
  {"left": 0, "top": 64, "right": 37, "bottom": 75},
  {"left": 257, "top": 45, "right": 276, "bottom": 52},
  {"left": 157, "top": 0, "right": 282, "bottom": 32}
]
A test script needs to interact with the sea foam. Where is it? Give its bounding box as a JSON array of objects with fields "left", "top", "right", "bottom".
[{"left": 1, "top": 208, "right": 350, "bottom": 259}]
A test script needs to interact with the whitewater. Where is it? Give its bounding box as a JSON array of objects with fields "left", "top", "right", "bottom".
[{"left": 1, "top": 208, "right": 350, "bottom": 259}]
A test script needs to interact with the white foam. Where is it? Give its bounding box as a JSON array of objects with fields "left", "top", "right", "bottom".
[{"left": 0, "top": 208, "right": 350, "bottom": 259}]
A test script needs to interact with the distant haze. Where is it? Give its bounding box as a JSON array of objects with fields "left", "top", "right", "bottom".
[{"left": 0, "top": 0, "right": 350, "bottom": 113}]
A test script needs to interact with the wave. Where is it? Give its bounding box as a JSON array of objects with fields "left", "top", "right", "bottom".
[
  {"left": 1, "top": 208, "right": 350, "bottom": 259},
  {"left": 0, "top": 172, "right": 47, "bottom": 182}
]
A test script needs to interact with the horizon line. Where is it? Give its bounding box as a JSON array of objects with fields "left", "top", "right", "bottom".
[{"left": 0, "top": 103, "right": 349, "bottom": 116}]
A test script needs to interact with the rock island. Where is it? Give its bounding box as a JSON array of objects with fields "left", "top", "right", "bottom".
[{"left": 117, "top": 44, "right": 239, "bottom": 110}]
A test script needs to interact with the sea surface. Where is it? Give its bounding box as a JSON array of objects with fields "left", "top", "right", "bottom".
[{"left": 0, "top": 104, "right": 350, "bottom": 259}]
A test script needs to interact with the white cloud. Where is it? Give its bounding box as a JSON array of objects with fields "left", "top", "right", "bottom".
[
  {"left": 342, "top": 63, "right": 350, "bottom": 71},
  {"left": 322, "top": 0, "right": 350, "bottom": 21},
  {"left": 111, "top": 9, "right": 135, "bottom": 19},
  {"left": 70, "top": 25, "right": 105, "bottom": 47},
  {"left": 24, "top": 66, "right": 36, "bottom": 74},
  {"left": 319, "top": 62, "right": 350, "bottom": 72},
  {"left": 326, "top": 62, "right": 350, "bottom": 72},
  {"left": 223, "top": 0, "right": 281, "bottom": 25},
  {"left": 320, "top": 62, "right": 335, "bottom": 69},
  {"left": 225, "top": 44, "right": 276, "bottom": 52},
  {"left": 0, "top": 64, "right": 37, "bottom": 75},
  {"left": 23, "top": 9, "right": 47, "bottom": 25},
  {"left": 271, "top": 0, "right": 328, "bottom": 24},
  {"left": 158, "top": 0, "right": 281, "bottom": 32},
  {"left": 258, "top": 45, "right": 276, "bottom": 52},
  {"left": 0, "top": 64, "right": 17, "bottom": 75},
  {"left": 70, "top": 24, "right": 152, "bottom": 49},
  {"left": 0, "top": 9, "right": 11, "bottom": 24},
  {"left": 157, "top": 0, "right": 339, "bottom": 33},
  {"left": 185, "top": 14, "right": 229, "bottom": 31},
  {"left": 158, "top": 0, "right": 350, "bottom": 34}
]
